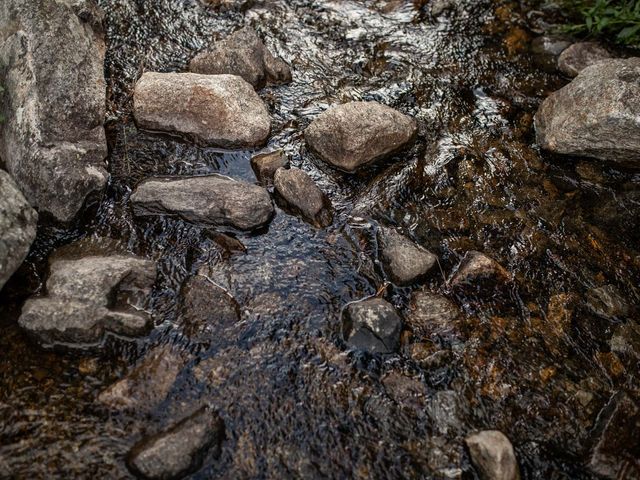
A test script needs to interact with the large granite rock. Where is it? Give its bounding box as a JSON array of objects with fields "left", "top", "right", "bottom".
[
  {"left": 127, "top": 406, "right": 225, "bottom": 479},
  {"left": 273, "top": 167, "right": 333, "bottom": 228},
  {"left": 19, "top": 255, "right": 156, "bottom": 347},
  {"left": 0, "top": 0, "right": 108, "bottom": 223},
  {"left": 130, "top": 175, "right": 274, "bottom": 231},
  {"left": 0, "top": 170, "right": 37, "bottom": 290},
  {"left": 465, "top": 430, "right": 521, "bottom": 480},
  {"left": 535, "top": 58, "right": 640, "bottom": 168},
  {"left": 557, "top": 42, "right": 612, "bottom": 77},
  {"left": 189, "top": 27, "right": 291, "bottom": 89},
  {"left": 342, "top": 298, "right": 403, "bottom": 354},
  {"left": 133, "top": 72, "right": 271, "bottom": 148},
  {"left": 378, "top": 227, "right": 437, "bottom": 285},
  {"left": 304, "top": 101, "right": 417, "bottom": 172}
]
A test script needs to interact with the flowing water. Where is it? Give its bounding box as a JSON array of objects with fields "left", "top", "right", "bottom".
[{"left": 1, "top": 0, "right": 639, "bottom": 478}]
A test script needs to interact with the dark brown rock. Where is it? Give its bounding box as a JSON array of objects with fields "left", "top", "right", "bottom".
[
  {"left": 250, "top": 150, "right": 289, "bottom": 185},
  {"left": 406, "top": 289, "right": 461, "bottom": 340},
  {"left": 449, "top": 251, "right": 510, "bottom": 290}
]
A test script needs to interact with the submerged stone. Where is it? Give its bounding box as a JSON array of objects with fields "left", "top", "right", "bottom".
[
  {"left": 465, "top": 430, "right": 521, "bottom": 480},
  {"left": 586, "top": 284, "right": 631, "bottom": 321},
  {"left": 304, "top": 101, "right": 417, "bottom": 172},
  {"left": 557, "top": 42, "right": 612, "bottom": 77},
  {"left": 378, "top": 227, "right": 437, "bottom": 285},
  {"left": 406, "top": 289, "right": 461, "bottom": 341},
  {"left": 133, "top": 72, "right": 271, "bottom": 148},
  {"left": 448, "top": 251, "right": 510, "bottom": 290},
  {"left": 130, "top": 175, "right": 274, "bottom": 231},
  {"left": 342, "top": 298, "right": 403, "bottom": 354},
  {"left": 273, "top": 167, "right": 333, "bottom": 228}
]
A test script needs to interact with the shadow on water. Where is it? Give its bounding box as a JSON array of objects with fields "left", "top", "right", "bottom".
[{"left": 1, "top": 0, "right": 639, "bottom": 478}]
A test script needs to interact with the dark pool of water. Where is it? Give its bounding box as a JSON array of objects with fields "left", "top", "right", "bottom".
[{"left": 1, "top": 0, "right": 639, "bottom": 478}]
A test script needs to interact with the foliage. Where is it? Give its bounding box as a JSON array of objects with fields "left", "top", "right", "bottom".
[{"left": 557, "top": 0, "right": 640, "bottom": 47}]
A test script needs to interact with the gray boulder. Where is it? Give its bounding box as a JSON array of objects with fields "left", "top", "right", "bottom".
[
  {"left": 19, "top": 255, "right": 156, "bottom": 347},
  {"left": 251, "top": 150, "right": 289, "bottom": 185},
  {"left": 449, "top": 251, "right": 510, "bottom": 289},
  {"left": 98, "top": 346, "right": 188, "bottom": 411},
  {"left": 465, "top": 430, "right": 521, "bottom": 480},
  {"left": 273, "top": 167, "right": 333, "bottom": 228},
  {"left": 558, "top": 42, "right": 612, "bottom": 77},
  {"left": 127, "top": 406, "right": 225, "bottom": 480},
  {"left": 130, "top": 175, "right": 274, "bottom": 231},
  {"left": 133, "top": 73, "right": 271, "bottom": 148},
  {"left": 0, "top": 170, "right": 38, "bottom": 290},
  {"left": 535, "top": 58, "right": 640, "bottom": 168},
  {"left": 189, "top": 27, "right": 291, "bottom": 89},
  {"left": 406, "top": 289, "right": 461, "bottom": 340},
  {"left": 342, "top": 298, "right": 403, "bottom": 354},
  {"left": 304, "top": 101, "right": 417, "bottom": 172},
  {"left": 0, "top": 0, "right": 108, "bottom": 223},
  {"left": 378, "top": 227, "right": 437, "bottom": 285}
]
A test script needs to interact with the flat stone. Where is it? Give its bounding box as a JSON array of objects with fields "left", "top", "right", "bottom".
[
  {"left": 18, "top": 255, "right": 156, "bottom": 347},
  {"left": 342, "top": 298, "right": 403, "bottom": 354},
  {"left": 586, "top": 285, "right": 631, "bottom": 320},
  {"left": 449, "top": 251, "right": 510, "bottom": 290},
  {"left": 0, "top": 0, "right": 108, "bottom": 223},
  {"left": 406, "top": 289, "right": 461, "bottom": 340},
  {"left": 0, "top": 170, "right": 38, "bottom": 290},
  {"left": 189, "top": 27, "right": 291, "bottom": 89},
  {"left": 465, "top": 430, "right": 521, "bottom": 480},
  {"left": 273, "top": 167, "right": 333, "bottom": 228},
  {"left": 251, "top": 150, "right": 289, "bottom": 185},
  {"left": 133, "top": 72, "right": 271, "bottom": 148},
  {"left": 130, "top": 175, "right": 274, "bottom": 231},
  {"left": 378, "top": 227, "right": 437, "bottom": 285},
  {"left": 535, "top": 58, "right": 640, "bottom": 168},
  {"left": 304, "top": 101, "right": 417, "bottom": 172},
  {"left": 127, "top": 406, "right": 225, "bottom": 480},
  {"left": 558, "top": 42, "right": 612, "bottom": 77},
  {"left": 98, "top": 346, "right": 188, "bottom": 411}
]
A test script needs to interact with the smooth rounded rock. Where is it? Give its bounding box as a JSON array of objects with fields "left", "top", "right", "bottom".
[
  {"left": 558, "top": 42, "right": 612, "bottom": 77},
  {"left": 465, "top": 430, "right": 521, "bottom": 480},
  {"left": 133, "top": 72, "right": 271, "bottom": 148},
  {"left": 304, "top": 101, "right": 417, "bottom": 172},
  {"left": 273, "top": 167, "right": 333, "bottom": 228},
  {"left": 378, "top": 227, "right": 437, "bottom": 285},
  {"left": 342, "top": 298, "right": 403, "bottom": 354},
  {"left": 407, "top": 289, "right": 461, "bottom": 340}
]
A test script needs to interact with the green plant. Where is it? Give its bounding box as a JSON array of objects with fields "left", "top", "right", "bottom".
[{"left": 557, "top": 0, "right": 640, "bottom": 47}]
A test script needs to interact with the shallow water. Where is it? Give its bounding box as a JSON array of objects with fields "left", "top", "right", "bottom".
[{"left": 1, "top": 0, "right": 639, "bottom": 478}]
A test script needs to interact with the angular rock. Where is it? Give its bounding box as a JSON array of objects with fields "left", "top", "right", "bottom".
[
  {"left": 586, "top": 284, "right": 631, "bottom": 320},
  {"left": 273, "top": 167, "right": 333, "bottom": 228},
  {"left": 407, "top": 289, "right": 461, "bottom": 340},
  {"left": 19, "top": 255, "right": 156, "bottom": 347},
  {"left": 0, "top": 170, "right": 38, "bottom": 290},
  {"left": 449, "top": 251, "right": 510, "bottom": 289},
  {"left": 179, "top": 273, "right": 240, "bottom": 342},
  {"left": 127, "top": 406, "right": 225, "bottom": 479},
  {"left": 0, "top": 0, "right": 108, "bottom": 223},
  {"left": 465, "top": 430, "right": 521, "bottom": 480},
  {"left": 558, "top": 42, "right": 612, "bottom": 77},
  {"left": 98, "top": 346, "right": 188, "bottom": 411},
  {"left": 342, "top": 298, "right": 402, "bottom": 354},
  {"left": 251, "top": 150, "right": 289, "bottom": 185},
  {"left": 130, "top": 175, "right": 274, "bottom": 231},
  {"left": 535, "top": 58, "right": 640, "bottom": 168},
  {"left": 304, "top": 101, "right": 417, "bottom": 172},
  {"left": 133, "top": 72, "right": 271, "bottom": 148},
  {"left": 589, "top": 392, "right": 640, "bottom": 479},
  {"left": 189, "top": 27, "right": 291, "bottom": 89},
  {"left": 378, "top": 227, "right": 437, "bottom": 285}
]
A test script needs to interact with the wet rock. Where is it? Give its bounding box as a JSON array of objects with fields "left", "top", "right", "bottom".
[
  {"left": 304, "top": 101, "right": 417, "bottom": 172},
  {"left": 589, "top": 392, "right": 640, "bottom": 479},
  {"left": 378, "top": 227, "right": 437, "bottom": 285},
  {"left": 342, "top": 298, "right": 402, "bottom": 354},
  {"left": 98, "top": 346, "right": 188, "bottom": 411},
  {"left": 130, "top": 175, "right": 274, "bottom": 231},
  {"left": 189, "top": 27, "right": 291, "bottom": 89},
  {"left": 558, "top": 42, "right": 612, "bottom": 77},
  {"left": 586, "top": 285, "right": 631, "bottom": 320},
  {"left": 127, "top": 406, "right": 225, "bottom": 480},
  {"left": 0, "top": 0, "right": 108, "bottom": 223},
  {"left": 273, "top": 167, "right": 333, "bottom": 228},
  {"left": 431, "top": 0, "right": 456, "bottom": 17},
  {"left": 426, "top": 390, "right": 466, "bottom": 436},
  {"left": 250, "top": 150, "right": 289, "bottom": 185},
  {"left": 449, "top": 251, "right": 510, "bottom": 290},
  {"left": 535, "top": 58, "right": 640, "bottom": 168},
  {"left": 19, "top": 255, "right": 156, "bottom": 347},
  {"left": 406, "top": 289, "right": 461, "bottom": 340},
  {"left": 610, "top": 321, "right": 640, "bottom": 360},
  {"left": 382, "top": 371, "right": 427, "bottom": 409},
  {"left": 531, "top": 35, "right": 572, "bottom": 71},
  {"left": 133, "top": 73, "right": 270, "bottom": 148},
  {"left": 179, "top": 273, "right": 240, "bottom": 342},
  {"left": 0, "top": 170, "right": 38, "bottom": 290},
  {"left": 465, "top": 430, "right": 521, "bottom": 480}
]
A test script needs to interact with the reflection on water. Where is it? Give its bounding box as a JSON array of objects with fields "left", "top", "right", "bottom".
[{"left": 1, "top": 0, "right": 638, "bottom": 478}]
